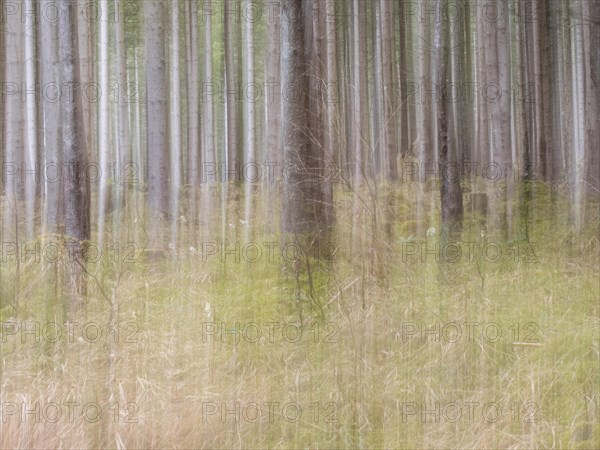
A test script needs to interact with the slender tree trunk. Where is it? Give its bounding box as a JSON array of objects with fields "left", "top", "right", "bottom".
[
  {"left": 185, "top": 0, "right": 200, "bottom": 244},
  {"left": 224, "top": 0, "right": 238, "bottom": 178},
  {"left": 186, "top": 0, "right": 200, "bottom": 189},
  {"left": 243, "top": 0, "right": 256, "bottom": 239},
  {"left": 116, "top": 0, "right": 130, "bottom": 218},
  {"left": 380, "top": 0, "right": 398, "bottom": 180},
  {"left": 437, "top": 0, "right": 463, "bottom": 235},
  {"left": 23, "top": 0, "right": 37, "bottom": 240},
  {"left": 145, "top": 1, "right": 170, "bottom": 221},
  {"left": 3, "top": 1, "right": 25, "bottom": 245},
  {"left": 170, "top": 2, "right": 182, "bottom": 236},
  {"left": 323, "top": 0, "right": 338, "bottom": 226},
  {"left": 60, "top": 0, "right": 90, "bottom": 316},
  {"left": 372, "top": 0, "right": 384, "bottom": 176},
  {"left": 97, "top": 0, "right": 110, "bottom": 239},
  {"left": 41, "top": 0, "right": 62, "bottom": 234},
  {"left": 264, "top": 1, "right": 281, "bottom": 233}
]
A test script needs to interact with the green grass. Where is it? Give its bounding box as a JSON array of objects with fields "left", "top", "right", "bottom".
[{"left": 0, "top": 182, "right": 598, "bottom": 449}]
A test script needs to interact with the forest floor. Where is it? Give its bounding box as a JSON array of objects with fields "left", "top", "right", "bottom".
[{"left": 1, "top": 182, "right": 599, "bottom": 449}]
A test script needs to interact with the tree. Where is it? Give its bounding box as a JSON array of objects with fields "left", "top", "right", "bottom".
[
  {"left": 380, "top": 0, "right": 398, "bottom": 180},
  {"left": 281, "top": 0, "right": 326, "bottom": 234},
  {"left": 116, "top": 0, "right": 131, "bottom": 217},
  {"left": 436, "top": 0, "right": 463, "bottom": 234},
  {"left": 97, "top": 0, "right": 109, "bottom": 238},
  {"left": 3, "top": 0, "right": 25, "bottom": 215},
  {"left": 145, "top": 0, "right": 170, "bottom": 219},
  {"left": 40, "top": 0, "right": 62, "bottom": 234},
  {"left": 224, "top": 0, "right": 239, "bottom": 179},
  {"left": 264, "top": 0, "right": 282, "bottom": 232},
  {"left": 323, "top": 0, "right": 338, "bottom": 225},
  {"left": 186, "top": 0, "right": 200, "bottom": 189},
  {"left": 170, "top": 1, "right": 182, "bottom": 227},
  {"left": 23, "top": 0, "right": 37, "bottom": 240},
  {"left": 243, "top": 0, "right": 256, "bottom": 235},
  {"left": 60, "top": 0, "right": 91, "bottom": 315}
]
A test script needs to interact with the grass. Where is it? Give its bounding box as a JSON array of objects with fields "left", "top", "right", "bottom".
[{"left": 0, "top": 181, "right": 599, "bottom": 449}]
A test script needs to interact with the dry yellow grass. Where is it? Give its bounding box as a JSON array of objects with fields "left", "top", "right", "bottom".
[{"left": 1, "top": 184, "right": 599, "bottom": 449}]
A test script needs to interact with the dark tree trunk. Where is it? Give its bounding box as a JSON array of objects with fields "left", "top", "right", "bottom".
[{"left": 437, "top": 0, "right": 463, "bottom": 234}]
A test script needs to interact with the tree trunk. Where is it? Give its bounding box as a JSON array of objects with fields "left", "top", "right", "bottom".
[
  {"left": 281, "top": 0, "right": 325, "bottom": 234},
  {"left": 380, "top": 0, "right": 398, "bottom": 180},
  {"left": 264, "top": 1, "right": 282, "bottom": 233},
  {"left": 145, "top": 1, "right": 170, "bottom": 220},
  {"left": 224, "top": 0, "right": 238, "bottom": 179},
  {"left": 97, "top": 0, "right": 110, "bottom": 240},
  {"left": 437, "top": 0, "right": 463, "bottom": 234},
  {"left": 170, "top": 2, "right": 182, "bottom": 232},
  {"left": 243, "top": 0, "right": 256, "bottom": 238},
  {"left": 60, "top": 0, "right": 90, "bottom": 316},
  {"left": 41, "top": 0, "right": 62, "bottom": 234}
]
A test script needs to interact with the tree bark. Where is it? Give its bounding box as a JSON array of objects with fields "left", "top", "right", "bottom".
[
  {"left": 145, "top": 1, "right": 170, "bottom": 219},
  {"left": 281, "top": 0, "right": 326, "bottom": 233},
  {"left": 60, "top": 0, "right": 90, "bottom": 315},
  {"left": 437, "top": 0, "right": 463, "bottom": 234}
]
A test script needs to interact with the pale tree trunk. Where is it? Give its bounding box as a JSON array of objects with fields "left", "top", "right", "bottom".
[
  {"left": 395, "top": 1, "right": 408, "bottom": 158},
  {"left": 116, "top": 0, "right": 131, "bottom": 220},
  {"left": 489, "top": 1, "right": 512, "bottom": 168},
  {"left": 476, "top": 4, "right": 490, "bottom": 168},
  {"left": 530, "top": 0, "right": 548, "bottom": 179},
  {"left": 484, "top": 0, "right": 511, "bottom": 237},
  {"left": 350, "top": 0, "right": 368, "bottom": 259},
  {"left": 3, "top": 2, "right": 24, "bottom": 245},
  {"left": 413, "top": 4, "right": 431, "bottom": 238},
  {"left": 309, "top": 0, "right": 326, "bottom": 218},
  {"left": 185, "top": 0, "right": 200, "bottom": 245},
  {"left": 170, "top": 2, "right": 182, "bottom": 239},
  {"left": 224, "top": 1, "right": 238, "bottom": 177},
  {"left": 201, "top": 5, "right": 217, "bottom": 243},
  {"left": 78, "top": 1, "right": 94, "bottom": 199},
  {"left": 23, "top": 0, "right": 37, "bottom": 240},
  {"left": 60, "top": 0, "right": 90, "bottom": 316},
  {"left": 339, "top": 2, "right": 351, "bottom": 178},
  {"left": 547, "top": 0, "right": 567, "bottom": 179},
  {"left": 203, "top": 8, "right": 216, "bottom": 169},
  {"left": 41, "top": 0, "right": 62, "bottom": 234},
  {"left": 264, "top": 1, "right": 281, "bottom": 233},
  {"left": 380, "top": 0, "right": 397, "bottom": 180},
  {"left": 98, "top": 0, "right": 110, "bottom": 240},
  {"left": 243, "top": 0, "right": 256, "bottom": 240},
  {"left": 186, "top": 0, "right": 200, "bottom": 189},
  {"left": 571, "top": 0, "right": 586, "bottom": 229},
  {"left": 351, "top": 0, "right": 369, "bottom": 183},
  {"left": 323, "top": 0, "right": 338, "bottom": 226},
  {"left": 131, "top": 47, "right": 143, "bottom": 244},
  {"left": 221, "top": 0, "right": 240, "bottom": 244},
  {"left": 3, "top": 0, "right": 24, "bottom": 311},
  {"left": 372, "top": 0, "right": 384, "bottom": 176},
  {"left": 145, "top": 0, "right": 170, "bottom": 222}
]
